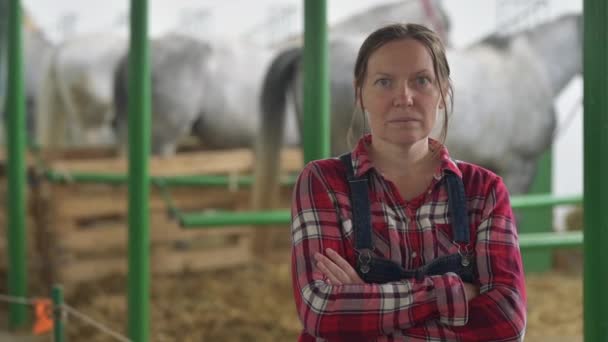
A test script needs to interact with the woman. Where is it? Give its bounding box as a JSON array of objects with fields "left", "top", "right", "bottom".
[{"left": 290, "top": 23, "right": 526, "bottom": 341}]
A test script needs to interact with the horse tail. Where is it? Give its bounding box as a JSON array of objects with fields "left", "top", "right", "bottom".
[
  {"left": 252, "top": 46, "right": 302, "bottom": 211},
  {"left": 112, "top": 53, "right": 129, "bottom": 154}
]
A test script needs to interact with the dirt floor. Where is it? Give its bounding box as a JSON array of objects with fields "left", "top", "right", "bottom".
[{"left": 0, "top": 249, "right": 583, "bottom": 342}]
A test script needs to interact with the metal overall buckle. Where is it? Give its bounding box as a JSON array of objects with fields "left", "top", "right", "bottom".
[
  {"left": 357, "top": 249, "right": 373, "bottom": 274},
  {"left": 455, "top": 243, "right": 473, "bottom": 267}
]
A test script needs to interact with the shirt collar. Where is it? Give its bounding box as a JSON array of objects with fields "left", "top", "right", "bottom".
[{"left": 350, "top": 134, "right": 462, "bottom": 180}]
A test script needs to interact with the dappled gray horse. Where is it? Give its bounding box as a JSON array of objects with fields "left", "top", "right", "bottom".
[
  {"left": 35, "top": 33, "right": 126, "bottom": 148},
  {"left": 253, "top": 14, "right": 582, "bottom": 204}
]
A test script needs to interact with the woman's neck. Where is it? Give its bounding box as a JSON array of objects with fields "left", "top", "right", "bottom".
[{"left": 369, "top": 137, "right": 432, "bottom": 176}]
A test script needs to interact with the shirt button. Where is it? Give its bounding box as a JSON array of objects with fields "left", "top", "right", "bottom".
[{"left": 411, "top": 251, "right": 418, "bottom": 258}]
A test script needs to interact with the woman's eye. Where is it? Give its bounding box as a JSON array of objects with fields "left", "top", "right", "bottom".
[
  {"left": 375, "top": 78, "right": 391, "bottom": 87},
  {"left": 416, "top": 76, "right": 431, "bottom": 86}
]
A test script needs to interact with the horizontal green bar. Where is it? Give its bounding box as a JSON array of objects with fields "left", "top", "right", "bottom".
[
  {"left": 519, "top": 231, "right": 583, "bottom": 250},
  {"left": 179, "top": 210, "right": 291, "bottom": 227},
  {"left": 44, "top": 170, "right": 297, "bottom": 187},
  {"left": 511, "top": 194, "right": 582, "bottom": 209}
]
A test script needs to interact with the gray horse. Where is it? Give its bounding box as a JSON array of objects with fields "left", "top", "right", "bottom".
[
  {"left": 114, "top": 34, "right": 213, "bottom": 155},
  {"left": 35, "top": 32, "right": 126, "bottom": 149},
  {"left": 113, "top": 34, "right": 286, "bottom": 156},
  {"left": 252, "top": 13, "right": 582, "bottom": 207}
]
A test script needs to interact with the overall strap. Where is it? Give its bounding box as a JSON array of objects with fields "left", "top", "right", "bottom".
[
  {"left": 339, "top": 154, "right": 471, "bottom": 249},
  {"left": 444, "top": 171, "right": 470, "bottom": 244},
  {"left": 339, "top": 153, "right": 373, "bottom": 250}
]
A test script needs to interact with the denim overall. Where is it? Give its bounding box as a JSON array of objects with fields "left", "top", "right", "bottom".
[{"left": 339, "top": 153, "right": 476, "bottom": 284}]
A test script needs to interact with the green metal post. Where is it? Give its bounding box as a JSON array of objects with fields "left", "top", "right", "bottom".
[
  {"left": 0, "top": 0, "right": 7, "bottom": 119},
  {"left": 5, "top": 0, "right": 28, "bottom": 328},
  {"left": 518, "top": 152, "right": 553, "bottom": 272},
  {"left": 303, "top": 0, "right": 330, "bottom": 162},
  {"left": 583, "top": 0, "right": 608, "bottom": 340},
  {"left": 127, "top": 0, "right": 150, "bottom": 341},
  {"left": 52, "top": 285, "right": 65, "bottom": 342}
]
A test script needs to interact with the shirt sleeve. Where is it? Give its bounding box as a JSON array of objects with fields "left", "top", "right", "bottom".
[
  {"left": 451, "top": 176, "right": 527, "bottom": 341},
  {"left": 291, "top": 162, "right": 469, "bottom": 340}
]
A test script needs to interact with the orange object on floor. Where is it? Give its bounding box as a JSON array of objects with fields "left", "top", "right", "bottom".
[{"left": 32, "top": 299, "right": 53, "bottom": 335}]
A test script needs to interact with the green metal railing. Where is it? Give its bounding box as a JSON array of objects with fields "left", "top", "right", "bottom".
[
  {"left": 583, "top": 0, "right": 608, "bottom": 339},
  {"left": 126, "top": 0, "right": 151, "bottom": 341},
  {"left": 302, "top": 0, "right": 330, "bottom": 163},
  {"left": 5, "top": 0, "right": 28, "bottom": 329},
  {"left": 178, "top": 193, "right": 583, "bottom": 228},
  {"left": 518, "top": 231, "right": 583, "bottom": 250},
  {"left": 44, "top": 169, "right": 298, "bottom": 187},
  {"left": 52, "top": 285, "right": 65, "bottom": 342}
]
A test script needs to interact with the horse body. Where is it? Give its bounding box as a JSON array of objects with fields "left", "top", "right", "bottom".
[
  {"left": 114, "top": 34, "right": 299, "bottom": 156},
  {"left": 444, "top": 14, "right": 581, "bottom": 193},
  {"left": 253, "top": 14, "right": 582, "bottom": 200},
  {"left": 36, "top": 33, "right": 126, "bottom": 148},
  {"left": 190, "top": 40, "right": 300, "bottom": 150}
]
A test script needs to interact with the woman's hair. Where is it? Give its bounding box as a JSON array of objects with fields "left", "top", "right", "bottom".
[{"left": 348, "top": 23, "right": 453, "bottom": 146}]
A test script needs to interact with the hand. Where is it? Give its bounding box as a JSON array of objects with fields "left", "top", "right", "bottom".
[
  {"left": 463, "top": 282, "right": 479, "bottom": 302},
  {"left": 314, "top": 248, "right": 364, "bottom": 285}
]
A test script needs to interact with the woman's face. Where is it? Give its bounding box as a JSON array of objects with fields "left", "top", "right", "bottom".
[{"left": 358, "top": 38, "right": 443, "bottom": 147}]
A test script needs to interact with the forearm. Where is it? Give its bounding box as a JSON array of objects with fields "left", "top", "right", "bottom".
[
  {"left": 294, "top": 265, "right": 468, "bottom": 339},
  {"left": 451, "top": 285, "right": 526, "bottom": 341}
]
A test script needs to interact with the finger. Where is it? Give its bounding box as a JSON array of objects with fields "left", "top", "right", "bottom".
[
  {"left": 316, "top": 252, "right": 351, "bottom": 284},
  {"left": 314, "top": 252, "right": 342, "bottom": 283},
  {"left": 325, "top": 248, "right": 364, "bottom": 284},
  {"left": 316, "top": 261, "right": 342, "bottom": 285}
]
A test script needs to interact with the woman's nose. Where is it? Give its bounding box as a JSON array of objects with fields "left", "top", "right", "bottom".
[{"left": 394, "top": 84, "right": 414, "bottom": 107}]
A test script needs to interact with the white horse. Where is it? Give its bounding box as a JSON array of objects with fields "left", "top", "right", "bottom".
[
  {"left": 252, "top": 13, "right": 582, "bottom": 205},
  {"left": 35, "top": 33, "right": 126, "bottom": 149}
]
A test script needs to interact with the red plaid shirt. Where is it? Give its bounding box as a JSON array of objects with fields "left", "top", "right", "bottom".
[{"left": 291, "top": 135, "right": 527, "bottom": 341}]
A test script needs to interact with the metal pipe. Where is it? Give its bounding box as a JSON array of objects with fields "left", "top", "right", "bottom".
[
  {"left": 127, "top": 0, "right": 150, "bottom": 340},
  {"left": 180, "top": 210, "right": 291, "bottom": 228},
  {"left": 510, "top": 194, "right": 582, "bottom": 209},
  {"left": 583, "top": 1, "right": 608, "bottom": 340},
  {"left": 52, "top": 285, "right": 65, "bottom": 342},
  {"left": 5, "top": 0, "right": 28, "bottom": 328},
  {"left": 518, "top": 231, "right": 583, "bottom": 250},
  {"left": 303, "top": 0, "right": 330, "bottom": 163},
  {"left": 0, "top": 0, "right": 7, "bottom": 117},
  {"left": 177, "top": 193, "right": 583, "bottom": 228},
  {"left": 44, "top": 169, "right": 297, "bottom": 187}
]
